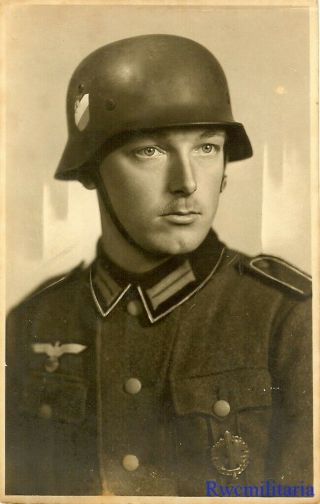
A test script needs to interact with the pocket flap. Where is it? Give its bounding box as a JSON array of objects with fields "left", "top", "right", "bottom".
[
  {"left": 22, "top": 372, "right": 88, "bottom": 424},
  {"left": 171, "top": 368, "right": 272, "bottom": 416}
]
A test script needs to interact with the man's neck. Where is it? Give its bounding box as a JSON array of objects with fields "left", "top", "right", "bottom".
[{"left": 99, "top": 212, "right": 169, "bottom": 274}]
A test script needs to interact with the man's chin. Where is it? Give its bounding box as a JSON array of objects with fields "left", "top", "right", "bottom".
[{"left": 142, "top": 231, "right": 208, "bottom": 257}]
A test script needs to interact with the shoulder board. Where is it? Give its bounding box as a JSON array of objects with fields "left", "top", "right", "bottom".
[
  {"left": 26, "top": 261, "right": 85, "bottom": 301},
  {"left": 241, "top": 255, "right": 312, "bottom": 297}
]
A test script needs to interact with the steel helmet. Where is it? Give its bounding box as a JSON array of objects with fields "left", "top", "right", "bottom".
[{"left": 55, "top": 34, "right": 253, "bottom": 180}]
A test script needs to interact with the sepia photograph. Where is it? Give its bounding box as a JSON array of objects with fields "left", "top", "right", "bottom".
[{"left": 2, "top": 1, "right": 319, "bottom": 501}]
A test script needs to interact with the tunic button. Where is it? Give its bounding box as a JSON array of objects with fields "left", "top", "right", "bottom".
[
  {"left": 127, "top": 300, "right": 143, "bottom": 316},
  {"left": 258, "top": 259, "right": 269, "bottom": 269},
  {"left": 124, "top": 378, "right": 142, "bottom": 395},
  {"left": 39, "top": 403, "right": 52, "bottom": 419},
  {"left": 127, "top": 300, "right": 142, "bottom": 317},
  {"left": 122, "top": 454, "right": 139, "bottom": 472},
  {"left": 213, "top": 399, "right": 231, "bottom": 417}
]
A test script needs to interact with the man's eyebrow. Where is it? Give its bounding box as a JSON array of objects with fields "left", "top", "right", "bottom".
[
  {"left": 199, "top": 129, "right": 226, "bottom": 139},
  {"left": 123, "top": 128, "right": 227, "bottom": 143}
]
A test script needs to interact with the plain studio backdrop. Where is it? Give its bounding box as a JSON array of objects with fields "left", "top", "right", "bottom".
[{"left": 5, "top": 4, "right": 314, "bottom": 310}]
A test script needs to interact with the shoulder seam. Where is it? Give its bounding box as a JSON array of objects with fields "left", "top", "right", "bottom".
[{"left": 27, "top": 261, "right": 85, "bottom": 301}]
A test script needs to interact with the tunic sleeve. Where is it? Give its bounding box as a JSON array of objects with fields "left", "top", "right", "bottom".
[{"left": 267, "top": 298, "right": 313, "bottom": 486}]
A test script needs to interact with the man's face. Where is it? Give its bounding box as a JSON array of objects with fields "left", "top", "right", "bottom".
[{"left": 99, "top": 127, "right": 226, "bottom": 256}]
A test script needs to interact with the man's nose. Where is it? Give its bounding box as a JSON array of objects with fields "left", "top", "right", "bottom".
[{"left": 168, "top": 153, "right": 197, "bottom": 195}]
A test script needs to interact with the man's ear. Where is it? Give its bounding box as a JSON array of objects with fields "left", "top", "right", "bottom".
[
  {"left": 78, "top": 172, "right": 96, "bottom": 190},
  {"left": 223, "top": 147, "right": 229, "bottom": 168}
]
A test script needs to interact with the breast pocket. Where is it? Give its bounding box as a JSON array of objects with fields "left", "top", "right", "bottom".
[
  {"left": 170, "top": 368, "right": 272, "bottom": 483},
  {"left": 22, "top": 372, "right": 88, "bottom": 424}
]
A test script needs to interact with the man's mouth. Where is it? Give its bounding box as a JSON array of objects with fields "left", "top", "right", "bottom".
[
  {"left": 160, "top": 199, "right": 202, "bottom": 222},
  {"left": 163, "top": 210, "right": 200, "bottom": 216},
  {"left": 161, "top": 210, "right": 201, "bottom": 224}
]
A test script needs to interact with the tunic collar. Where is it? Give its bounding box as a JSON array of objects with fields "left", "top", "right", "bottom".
[{"left": 90, "top": 230, "right": 225, "bottom": 323}]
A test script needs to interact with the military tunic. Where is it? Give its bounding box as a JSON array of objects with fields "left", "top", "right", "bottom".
[{"left": 5, "top": 231, "right": 313, "bottom": 496}]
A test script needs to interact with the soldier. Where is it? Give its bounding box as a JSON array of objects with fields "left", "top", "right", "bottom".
[{"left": 6, "top": 35, "right": 313, "bottom": 496}]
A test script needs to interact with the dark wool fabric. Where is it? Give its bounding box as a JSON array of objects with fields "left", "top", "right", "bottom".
[{"left": 6, "top": 233, "right": 312, "bottom": 496}]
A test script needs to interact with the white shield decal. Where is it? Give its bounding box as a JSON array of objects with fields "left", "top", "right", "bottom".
[{"left": 74, "top": 93, "right": 89, "bottom": 131}]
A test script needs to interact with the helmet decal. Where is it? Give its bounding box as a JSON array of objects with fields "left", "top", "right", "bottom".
[{"left": 74, "top": 93, "right": 89, "bottom": 131}]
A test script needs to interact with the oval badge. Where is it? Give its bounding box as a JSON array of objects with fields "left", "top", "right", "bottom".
[{"left": 211, "top": 430, "right": 249, "bottom": 479}]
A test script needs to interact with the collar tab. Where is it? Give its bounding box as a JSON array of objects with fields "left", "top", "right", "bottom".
[{"left": 90, "top": 231, "right": 225, "bottom": 321}]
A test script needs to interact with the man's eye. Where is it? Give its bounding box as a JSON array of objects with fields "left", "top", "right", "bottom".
[
  {"left": 200, "top": 143, "right": 219, "bottom": 154},
  {"left": 135, "top": 146, "right": 164, "bottom": 158}
]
